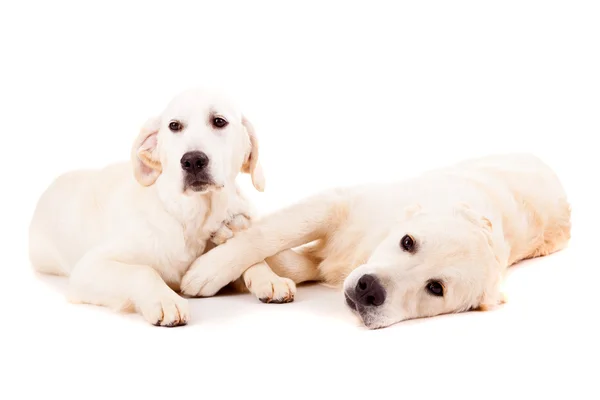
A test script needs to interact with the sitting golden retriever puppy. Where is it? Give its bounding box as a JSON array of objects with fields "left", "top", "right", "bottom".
[{"left": 181, "top": 154, "right": 571, "bottom": 328}]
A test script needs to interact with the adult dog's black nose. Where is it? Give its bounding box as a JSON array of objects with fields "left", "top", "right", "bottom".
[
  {"left": 180, "top": 151, "right": 209, "bottom": 174},
  {"left": 355, "top": 274, "right": 386, "bottom": 307}
]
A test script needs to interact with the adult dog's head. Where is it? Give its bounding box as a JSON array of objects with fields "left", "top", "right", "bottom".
[
  {"left": 343, "top": 203, "right": 506, "bottom": 329},
  {"left": 131, "top": 88, "right": 264, "bottom": 196}
]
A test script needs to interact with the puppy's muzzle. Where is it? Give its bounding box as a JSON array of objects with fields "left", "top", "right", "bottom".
[
  {"left": 180, "top": 151, "right": 214, "bottom": 191},
  {"left": 181, "top": 151, "right": 209, "bottom": 174},
  {"left": 345, "top": 274, "right": 386, "bottom": 310}
]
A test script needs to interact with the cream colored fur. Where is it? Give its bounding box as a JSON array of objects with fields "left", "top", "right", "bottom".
[
  {"left": 181, "top": 153, "right": 571, "bottom": 329},
  {"left": 28, "top": 88, "right": 295, "bottom": 326}
]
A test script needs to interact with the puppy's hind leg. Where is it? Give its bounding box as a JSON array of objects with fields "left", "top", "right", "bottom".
[
  {"left": 28, "top": 228, "right": 69, "bottom": 276},
  {"left": 68, "top": 249, "right": 189, "bottom": 327}
]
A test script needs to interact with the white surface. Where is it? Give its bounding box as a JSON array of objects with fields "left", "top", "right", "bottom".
[{"left": 1, "top": 1, "right": 598, "bottom": 399}]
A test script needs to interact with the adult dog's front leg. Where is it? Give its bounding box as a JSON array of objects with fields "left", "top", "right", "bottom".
[
  {"left": 212, "top": 213, "right": 299, "bottom": 303},
  {"left": 181, "top": 191, "right": 341, "bottom": 297},
  {"left": 68, "top": 251, "right": 189, "bottom": 327},
  {"left": 242, "top": 261, "right": 296, "bottom": 303}
]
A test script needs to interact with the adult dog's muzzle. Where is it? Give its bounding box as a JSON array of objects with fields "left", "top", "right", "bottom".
[
  {"left": 345, "top": 274, "right": 387, "bottom": 308},
  {"left": 344, "top": 273, "right": 388, "bottom": 328}
]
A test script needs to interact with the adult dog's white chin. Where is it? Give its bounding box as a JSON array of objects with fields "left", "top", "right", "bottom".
[
  {"left": 344, "top": 294, "right": 400, "bottom": 329},
  {"left": 360, "top": 313, "right": 401, "bottom": 330}
]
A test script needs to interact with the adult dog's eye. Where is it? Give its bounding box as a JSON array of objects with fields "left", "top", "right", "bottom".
[
  {"left": 426, "top": 281, "right": 444, "bottom": 297},
  {"left": 212, "top": 117, "right": 228, "bottom": 129},
  {"left": 169, "top": 120, "right": 183, "bottom": 132},
  {"left": 400, "top": 234, "right": 416, "bottom": 252}
]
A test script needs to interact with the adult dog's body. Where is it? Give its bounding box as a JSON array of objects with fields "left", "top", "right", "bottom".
[
  {"left": 29, "top": 88, "right": 295, "bottom": 326},
  {"left": 181, "top": 153, "right": 571, "bottom": 328}
]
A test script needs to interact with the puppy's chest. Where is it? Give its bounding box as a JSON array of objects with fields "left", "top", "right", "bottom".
[
  {"left": 153, "top": 191, "right": 234, "bottom": 283},
  {"left": 170, "top": 207, "right": 228, "bottom": 257},
  {"left": 151, "top": 221, "right": 211, "bottom": 285},
  {"left": 182, "top": 217, "right": 214, "bottom": 253}
]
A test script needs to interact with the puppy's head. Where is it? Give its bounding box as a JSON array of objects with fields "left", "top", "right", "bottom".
[
  {"left": 131, "top": 88, "right": 265, "bottom": 195},
  {"left": 343, "top": 203, "right": 505, "bottom": 329}
]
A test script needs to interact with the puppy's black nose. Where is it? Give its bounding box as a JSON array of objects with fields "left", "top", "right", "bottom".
[
  {"left": 180, "top": 151, "right": 209, "bottom": 174},
  {"left": 355, "top": 274, "right": 386, "bottom": 307}
]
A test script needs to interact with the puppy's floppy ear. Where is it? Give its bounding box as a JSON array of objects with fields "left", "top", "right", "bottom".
[
  {"left": 131, "top": 117, "right": 162, "bottom": 186},
  {"left": 241, "top": 115, "right": 265, "bottom": 192}
]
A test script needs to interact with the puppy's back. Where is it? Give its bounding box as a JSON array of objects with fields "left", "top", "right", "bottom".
[{"left": 29, "top": 162, "right": 135, "bottom": 273}]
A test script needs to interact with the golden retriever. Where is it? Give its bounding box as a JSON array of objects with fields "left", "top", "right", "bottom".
[
  {"left": 28, "top": 88, "right": 295, "bottom": 326},
  {"left": 181, "top": 153, "right": 571, "bottom": 329}
]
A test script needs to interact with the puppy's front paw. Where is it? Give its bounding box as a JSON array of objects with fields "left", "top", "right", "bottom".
[
  {"left": 139, "top": 291, "right": 190, "bottom": 327},
  {"left": 227, "top": 213, "right": 251, "bottom": 233},
  {"left": 248, "top": 276, "right": 296, "bottom": 304},
  {"left": 210, "top": 214, "right": 251, "bottom": 245},
  {"left": 211, "top": 225, "right": 233, "bottom": 245}
]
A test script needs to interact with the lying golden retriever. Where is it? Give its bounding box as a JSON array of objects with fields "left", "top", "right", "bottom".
[
  {"left": 28, "top": 88, "right": 295, "bottom": 326},
  {"left": 181, "top": 153, "right": 571, "bottom": 328}
]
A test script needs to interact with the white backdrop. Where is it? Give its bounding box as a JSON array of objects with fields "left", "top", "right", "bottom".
[{"left": 1, "top": 1, "right": 598, "bottom": 399}]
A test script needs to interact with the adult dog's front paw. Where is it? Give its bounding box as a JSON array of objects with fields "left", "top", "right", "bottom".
[
  {"left": 180, "top": 262, "right": 231, "bottom": 298},
  {"left": 246, "top": 273, "right": 296, "bottom": 304}
]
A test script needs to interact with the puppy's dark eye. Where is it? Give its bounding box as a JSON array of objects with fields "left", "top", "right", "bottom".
[
  {"left": 212, "top": 117, "right": 228, "bottom": 129},
  {"left": 400, "top": 234, "right": 416, "bottom": 252},
  {"left": 426, "top": 281, "right": 444, "bottom": 297},
  {"left": 169, "top": 120, "right": 183, "bottom": 132}
]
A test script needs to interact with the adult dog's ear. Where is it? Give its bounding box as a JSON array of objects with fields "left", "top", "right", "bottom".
[
  {"left": 395, "top": 204, "right": 422, "bottom": 223},
  {"left": 404, "top": 204, "right": 422, "bottom": 219},
  {"left": 455, "top": 203, "right": 507, "bottom": 311},
  {"left": 131, "top": 117, "right": 162, "bottom": 186},
  {"left": 455, "top": 202, "right": 493, "bottom": 233},
  {"left": 241, "top": 115, "right": 265, "bottom": 192}
]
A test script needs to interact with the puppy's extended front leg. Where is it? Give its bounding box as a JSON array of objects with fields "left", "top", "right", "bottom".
[
  {"left": 181, "top": 190, "right": 346, "bottom": 297},
  {"left": 68, "top": 251, "right": 189, "bottom": 327}
]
